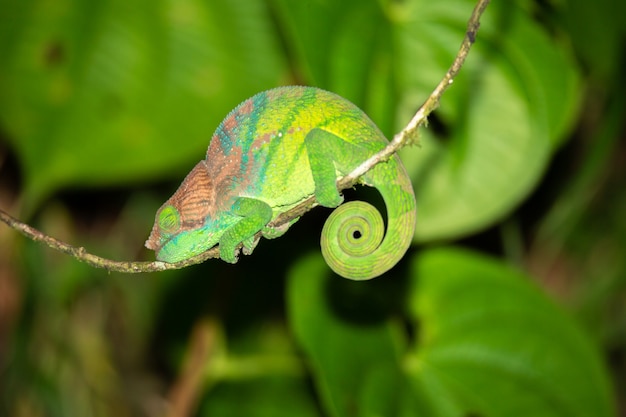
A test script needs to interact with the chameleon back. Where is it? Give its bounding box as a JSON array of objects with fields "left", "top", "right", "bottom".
[{"left": 206, "top": 86, "right": 388, "bottom": 210}]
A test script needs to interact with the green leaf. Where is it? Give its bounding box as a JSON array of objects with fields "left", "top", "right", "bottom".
[
  {"left": 560, "top": 0, "right": 626, "bottom": 84},
  {"left": 199, "top": 376, "right": 321, "bottom": 417},
  {"left": 0, "top": 0, "right": 286, "bottom": 211},
  {"left": 288, "top": 249, "right": 614, "bottom": 417},
  {"left": 396, "top": 0, "right": 581, "bottom": 241},
  {"left": 273, "top": 0, "right": 581, "bottom": 241},
  {"left": 197, "top": 323, "right": 319, "bottom": 417},
  {"left": 287, "top": 253, "right": 404, "bottom": 417},
  {"left": 408, "top": 247, "right": 615, "bottom": 417}
]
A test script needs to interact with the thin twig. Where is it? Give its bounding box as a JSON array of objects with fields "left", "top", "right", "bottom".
[
  {"left": 0, "top": 209, "right": 181, "bottom": 272},
  {"left": 0, "top": 0, "right": 489, "bottom": 274},
  {"left": 343, "top": 0, "right": 490, "bottom": 182}
]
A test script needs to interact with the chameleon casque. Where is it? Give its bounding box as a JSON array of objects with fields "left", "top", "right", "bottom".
[{"left": 145, "top": 86, "right": 416, "bottom": 280}]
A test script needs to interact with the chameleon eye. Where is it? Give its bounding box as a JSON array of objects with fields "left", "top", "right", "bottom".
[{"left": 158, "top": 205, "right": 181, "bottom": 235}]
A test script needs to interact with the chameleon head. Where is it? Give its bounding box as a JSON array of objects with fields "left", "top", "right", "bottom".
[{"left": 145, "top": 161, "right": 222, "bottom": 262}]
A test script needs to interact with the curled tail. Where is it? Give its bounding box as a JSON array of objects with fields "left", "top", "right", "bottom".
[{"left": 320, "top": 155, "right": 416, "bottom": 280}]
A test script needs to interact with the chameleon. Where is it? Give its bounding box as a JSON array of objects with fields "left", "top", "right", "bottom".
[{"left": 145, "top": 86, "right": 416, "bottom": 280}]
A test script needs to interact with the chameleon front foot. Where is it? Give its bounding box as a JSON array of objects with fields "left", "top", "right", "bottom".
[{"left": 218, "top": 197, "right": 273, "bottom": 263}]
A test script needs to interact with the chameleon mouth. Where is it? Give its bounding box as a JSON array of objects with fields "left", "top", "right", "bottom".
[
  {"left": 144, "top": 237, "right": 160, "bottom": 251},
  {"left": 145, "top": 225, "right": 166, "bottom": 251}
]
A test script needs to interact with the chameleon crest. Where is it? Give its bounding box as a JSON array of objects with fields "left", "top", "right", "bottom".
[{"left": 146, "top": 86, "right": 416, "bottom": 280}]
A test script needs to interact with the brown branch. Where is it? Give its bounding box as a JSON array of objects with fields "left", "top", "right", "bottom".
[
  {"left": 0, "top": 0, "right": 489, "bottom": 274},
  {"left": 166, "top": 319, "right": 219, "bottom": 417}
]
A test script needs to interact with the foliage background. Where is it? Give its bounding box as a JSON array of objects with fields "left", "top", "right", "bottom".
[{"left": 0, "top": 0, "right": 624, "bottom": 416}]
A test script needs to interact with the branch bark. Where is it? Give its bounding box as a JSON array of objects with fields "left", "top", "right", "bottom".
[{"left": 0, "top": 0, "right": 490, "bottom": 274}]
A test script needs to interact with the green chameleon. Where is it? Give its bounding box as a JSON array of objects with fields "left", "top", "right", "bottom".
[{"left": 145, "top": 86, "right": 416, "bottom": 280}]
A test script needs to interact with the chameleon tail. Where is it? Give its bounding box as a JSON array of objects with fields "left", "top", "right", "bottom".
[{"left": 320, "top": 155, "right": 417, "bottom": 280}]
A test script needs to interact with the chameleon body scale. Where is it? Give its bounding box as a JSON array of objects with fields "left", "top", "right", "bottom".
[{"left": 146, "top": 86, "right": 416, "bottom": 280}]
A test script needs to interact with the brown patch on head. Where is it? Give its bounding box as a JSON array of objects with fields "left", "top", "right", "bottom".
[
  {"left": 145, "top": 161, "right": 217, "bottom": 250},
  {"left": 205, "top": 133, "right": 248, "bottom": 199}
]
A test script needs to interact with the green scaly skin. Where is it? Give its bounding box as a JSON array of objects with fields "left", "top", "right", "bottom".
[{"left": 145, "top": 86, "right": 416, "bottom": 280}]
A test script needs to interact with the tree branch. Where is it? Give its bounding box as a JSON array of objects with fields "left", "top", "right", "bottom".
[{"left": 0, "top": 0, "right": 489, "bottom": 274}]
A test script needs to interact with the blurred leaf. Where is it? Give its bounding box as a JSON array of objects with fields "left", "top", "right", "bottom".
[
  {"left": 273, "top": 0, "right": 581, "bottom": 242},
  {"left": 402, "top": 62, "right": 551, "bottom": 240},
  {"left": 287, "top": 253, "right": 404, "bottom": 417},
  {"left": 195, "top": 320, "right": 320, "bottom": 417},
  {"left": 558, "top": 0, "right": 626, "bottom": 84},
  {"left": 199, "top": 376, "right": 320, "bottom": 417},
  {"left": 396, "top": 0, "right": 581, "bottom": 241},
  {"left": 0, "top": 0, "right": 286, "bottom": 211},
  {"left": 408, "top": 247, "right": 615, "bottom": 417},
  {"left": 288, "top": 248, "right": 615, "bottom": 417}
]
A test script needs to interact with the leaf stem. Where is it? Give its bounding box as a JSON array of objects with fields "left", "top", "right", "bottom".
[{"left": 0, "top": 0, "right": 490, "bottom": 273}]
